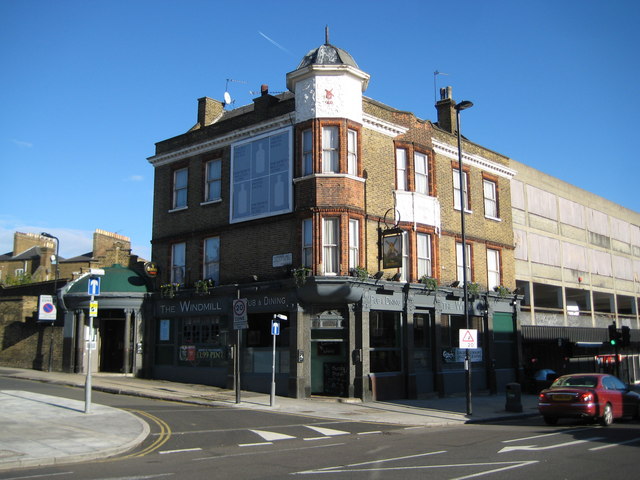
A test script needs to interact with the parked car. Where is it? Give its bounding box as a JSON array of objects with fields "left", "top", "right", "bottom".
[{"left": 538, "top": 373, "right": 640, "bottom": 426}]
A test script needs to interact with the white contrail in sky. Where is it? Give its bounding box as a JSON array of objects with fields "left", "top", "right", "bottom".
[{"left": 258, "top": 31, "right": 293, "bottom": 56}]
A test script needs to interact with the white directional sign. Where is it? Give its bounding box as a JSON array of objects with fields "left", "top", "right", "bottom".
[
  {"left": 459, "top": 329, "right": 478, "bottom": 349},
  {"left": 271, "top": 320, "right": 280, "bottom": 336},
  {"left": 88, "top": 277, "right": 101, "bottom": 296}
]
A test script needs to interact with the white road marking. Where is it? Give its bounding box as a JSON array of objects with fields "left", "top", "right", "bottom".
[
  {"left": 502, "top": 427, "right": 594, "bottom": 443},
  {"left": 1, "top": 473, "right": 74, "bottom": 480},
  {"left": 239, "top": 441, "right": 273, "bottom": 447},
  {"left": 589, "top": 436, "right": 640, "bottom": 451},
  {"left": 294, "top": 450, "right": 446, "bottom": 474},
  {"left": 159, "top": 447, "right": 203, "bottom": 454},
  {"left": 250, "top": 429, "right": 296, "bottom": 441},
  {"left": 498, "top": 437, "right": 604, "bottom": 453},
  {"left": 305, "top": 425, "right": 349, "bottom": 436}
]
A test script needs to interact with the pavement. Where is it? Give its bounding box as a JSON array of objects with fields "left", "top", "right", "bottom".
[{"left": 0, "top": 367, "right": 540, "bottom": 472}]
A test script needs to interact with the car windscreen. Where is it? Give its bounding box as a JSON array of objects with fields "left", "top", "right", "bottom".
[{"left": 552, "top": 376, "right": 598, "bottom": 388}]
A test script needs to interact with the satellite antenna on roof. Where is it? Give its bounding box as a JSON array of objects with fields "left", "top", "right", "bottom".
[
  {"left": 433, "top": 70, "right": 449, "bottom": 104},
  {"left": 223, "top": 78, "right": 247, "bottom": 108}
]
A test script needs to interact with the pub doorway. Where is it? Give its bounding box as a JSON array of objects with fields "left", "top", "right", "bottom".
[
  {"left": 311, "top": 326, "right": 348, "bottom": 397},
  {"left": 100, "top": 319, "right": 125, "bottom": 373}
]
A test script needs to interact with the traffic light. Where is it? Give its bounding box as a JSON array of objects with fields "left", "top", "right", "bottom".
[
  {"left": 621, "top": 326, "right": 631, "bottom": 347},
  {"left": 608, "top": 323, "right": 621, "bottom": 346}
]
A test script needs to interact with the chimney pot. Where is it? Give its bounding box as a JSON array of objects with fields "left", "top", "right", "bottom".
[{"left": 261, "top": 84, "right": 269, "bottom": 96}]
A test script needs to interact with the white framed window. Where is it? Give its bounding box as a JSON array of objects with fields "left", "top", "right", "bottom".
[
  {"left": 203, "top": 237, "right": 220, "bottom": 285},
  {"left": 322, "top": 126, "right": 339, "bottom": 173},
  {"left": 396, "top": 148, "right": 407, "bottom": 191},
  {"left": 171, "top": 242, "right": 186, "bottom": 284},
  {"left": 347, "top": 129, "right": 357, "bottom": 175},
  {"left": 417, "top": 233, "right": 432, "bottom": 278},
  {"left": 453, "top": 168, "right": 469, "bottom": 211},
  {"left": 15, "top": 268, "right": 25, "bottom": 277},
  {"left": 322, "top": 217, "right": 339, "bottom": 275},
  {"left": 173, "top": 168, "right": 188, "bottom": 209},
  {"left": 205, "top": 159, "right": 221, "bottom": 203},
  {"left": 348, "top": 219, "right": 359, "bottom": 270},
  {"left": 302, "top": 129, "right": 313, "bottom": 176},
  {"left": 302, "top": 218, "right": 313, "bottom": 268},
  {"left": 414, "top": 152, "right": 429, "bottom": 195},
  {"left": 487, "top": 248, "right": 501, "bottom": 290},
  {"left": 483, "top": 179, "right": 498, "bottom": 218},
  {"left": 456, "top": 242, "right": 472, "bottom": 283},
  {"left": 401, "top": 231, "right": 409, "bottom": 282}
]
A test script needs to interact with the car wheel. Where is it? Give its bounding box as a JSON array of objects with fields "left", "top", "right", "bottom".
[
  {"left": 600, "top": 403, "right": 613, "bottom": 427},
  {"left": 543, "top": 416, "right": 558, "bottom": 425}
]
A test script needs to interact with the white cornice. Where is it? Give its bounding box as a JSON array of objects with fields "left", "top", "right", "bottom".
[
  {"left": 147, "top": 115, "right": 294, "bottom": 166},
  {"left": 362, "top": 113, "right": 408, "bottom": 138},
  {"left": 432, "top": 139, "right": 516, "bottom": 179}
]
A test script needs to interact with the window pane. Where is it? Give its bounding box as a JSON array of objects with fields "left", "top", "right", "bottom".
[
  {"left": 453, "top": 169, "right": 468, "bottom": 210},
  {"left": 487, "top": 248, "right": 500, "bottom": 289},
  {"left": 417, "top": 233, "right": 431, "bottom": 278},
  {"left": 349, "top": 219, "right": 359, "bottom": 269},
  {"left": 396, "top": 148, "right": 407, "bottom": 190},
  {"left": 172, "top": 242, "right": 186, "bottom": 283},
  {"left": 323, "top": 218, "right": 339, "bottom": 274},
  {"left": 456, "top": 243, "right": 471, "bottom": 283},
  {"left": 174, "top": 168, "right": 188, "bottom": 209},
  {"left": 414, "top": 152, "right": 428, "bottom": 195},
  {"left": 302, "top": 218, "right": 313, "bottom": 267},
  {"left": 302, "top": 130, "right": 313, "bottom": 175},
  {"left": 347, "top": 129, "right": 357, "bottom": 175},
  {"left": 483, "top": 179, "right": 498, "bottom": 218},
  {"left": 204, "top": 237, "right": 220, "bottom": 284},
  {"left": 206, "top": 160, "right": 221, "bottom": 202},
  {"left": 322, "top": 126, "right": 338, "bottom": 173}
]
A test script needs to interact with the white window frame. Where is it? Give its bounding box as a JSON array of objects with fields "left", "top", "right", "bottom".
[
  {"left": 487, "top": 248, "right": 501, "bottom": 290},
  {"left": 322, "top": 126, "right": 339, "bottom": 173},
  {"left": 302, "top": 218, "right": 313, "bottom": 268},
  {"left": 401, "top": 231, "right": 409, "bottom": 282},
  {"left": 396, "top": 148, "right": 407, "bottom": 191},
  {"left": 203, "top": 237, "right": 220, "bottom": 285},
  {"left": 414, "top": 152, "right": 429, "bottom": 195},
  {"left": 348, "top": 219, "right": 359, "bottom": 270},
  {"left": 347, "top": 129, "right": 357, "bottom": 175},
  {"left": 173, "top": 167, "right": 188, "bottom": 210},
  {"left": 453, "top": 168, "right": 469, "bottom": 211},
  {"left": 456, "top": 242, "right": 472, "bottom": 283},
  {"left": 322, "top": 217, "right": 339, "bottom": 275},
  {"left": 417, "top": 233, "right": 432, "bottom": 278},
  {"left": 204, "top": 159, "right": 221, "bottom": 203},
  {"left": 171, "top": 242, "right": 186, "bottom": 284},
  {"left": 483, "top": 179, "right": 498, "bottom": 219},
  {"left": 302, "top": 129, "right": 313, "bottom": 176}
]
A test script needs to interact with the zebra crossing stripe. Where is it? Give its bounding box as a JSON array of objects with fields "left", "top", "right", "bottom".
[
  {"left": 250, "top": 429, "right": 297, "bottom": 441},
  {"left": 305, "top": 425, "right": 349, "bottom": 436}
]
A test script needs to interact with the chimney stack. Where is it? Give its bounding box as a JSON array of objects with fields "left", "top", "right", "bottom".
[
  {"left": 435, "top": 86, "right": 456, "bottom": 134},
  {"left": 197, "top": 97, "right": 224, "bottom": 128}
]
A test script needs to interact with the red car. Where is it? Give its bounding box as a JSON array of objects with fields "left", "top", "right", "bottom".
[{"left": 538, "top": 373, "right": 640, "bottom": 426}]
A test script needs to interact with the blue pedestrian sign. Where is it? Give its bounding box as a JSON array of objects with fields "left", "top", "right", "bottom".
[
  {"left": 271, "top": 320, "right": 280, "bottom": 336},
  {"left": 88, "top": 277, "right": 101, "bottom": 296}
]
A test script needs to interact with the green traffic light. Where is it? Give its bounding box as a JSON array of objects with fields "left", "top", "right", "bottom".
[{"left": 610, "top": 339, "right": 617, "bottom": 346}]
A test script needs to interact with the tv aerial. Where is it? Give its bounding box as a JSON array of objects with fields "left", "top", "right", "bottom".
[{"left": 223, "top": 78, "right": 247, "bottom": 108}]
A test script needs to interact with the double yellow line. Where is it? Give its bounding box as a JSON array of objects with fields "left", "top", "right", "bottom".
[{"left": 121, "top": 409, "right": 172, "bottom": 458}]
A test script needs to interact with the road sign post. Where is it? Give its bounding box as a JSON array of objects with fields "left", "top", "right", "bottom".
[
  {"left": 270, "top": 314, "right": 287, "bottom": 407},
  {"left": 233, "top": 297, "right": 248, "bottom": 404},
  {"left": 85, "top": 270, "right": 104, "bottom": 414}
]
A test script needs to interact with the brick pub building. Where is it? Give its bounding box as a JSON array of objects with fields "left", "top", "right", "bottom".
[{"left": 147, "top": 37, "right": 519, "bottom": 400}]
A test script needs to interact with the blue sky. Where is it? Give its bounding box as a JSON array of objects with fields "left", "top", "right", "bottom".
[{"left": 1, "top": 0, "right": 638, "bottom": 260}]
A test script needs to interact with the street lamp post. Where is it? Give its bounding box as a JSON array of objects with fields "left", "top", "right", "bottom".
[
  {"left": 41, "top": 232, "right": 59, "bottom": 372},
  {"left": 455, "top": 100, "right": 474, "bottom": 416}
]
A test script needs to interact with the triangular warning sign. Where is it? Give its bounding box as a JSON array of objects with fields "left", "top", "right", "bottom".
[{"left": 462, "top": 330, "right": 474, "bottom": 342}]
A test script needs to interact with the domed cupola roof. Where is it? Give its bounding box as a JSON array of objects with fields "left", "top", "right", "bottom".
[{"left": 297, "top": 42, "right": 359, "bottom": 70}]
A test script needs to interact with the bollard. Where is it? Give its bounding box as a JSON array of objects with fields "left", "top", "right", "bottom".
[{"left": 505, "top": 382, "right": 523, "bottom": 412}]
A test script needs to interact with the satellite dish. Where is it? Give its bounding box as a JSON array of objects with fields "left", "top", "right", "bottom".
[{"left": 223, "top": 91, "right": 232, "bottom": 105}]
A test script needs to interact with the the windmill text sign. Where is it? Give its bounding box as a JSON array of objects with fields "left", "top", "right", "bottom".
[{"left": 459, "top": 329, "right": 478, "bottom": 349}]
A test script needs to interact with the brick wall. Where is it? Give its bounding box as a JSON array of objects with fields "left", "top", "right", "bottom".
[{"left": 0, "top": 296, "right": 63, "bottom": 370}]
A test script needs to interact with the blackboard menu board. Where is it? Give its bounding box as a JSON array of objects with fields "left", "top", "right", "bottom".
[{"left": 323, "top": 362, "right": 347, "bottom": 396}]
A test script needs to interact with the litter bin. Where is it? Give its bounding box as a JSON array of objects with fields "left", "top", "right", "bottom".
[{"left": 505, "top": 382, "right": 523, "bottom": 412}]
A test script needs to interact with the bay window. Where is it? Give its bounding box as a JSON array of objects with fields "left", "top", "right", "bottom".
[
  {"left": 322, "top": 218, "right": 339, "bottom": 274},
  {"left": 322, "top": 126, "right": 339, "bottom": 173}
]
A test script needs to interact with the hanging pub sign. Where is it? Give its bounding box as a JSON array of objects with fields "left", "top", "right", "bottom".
[
  {"left": 381, "top": 227, "right": 403, "bottom": 269},
  {"left": 144, "top": 262, "right": 158, "bottom": 278}
]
